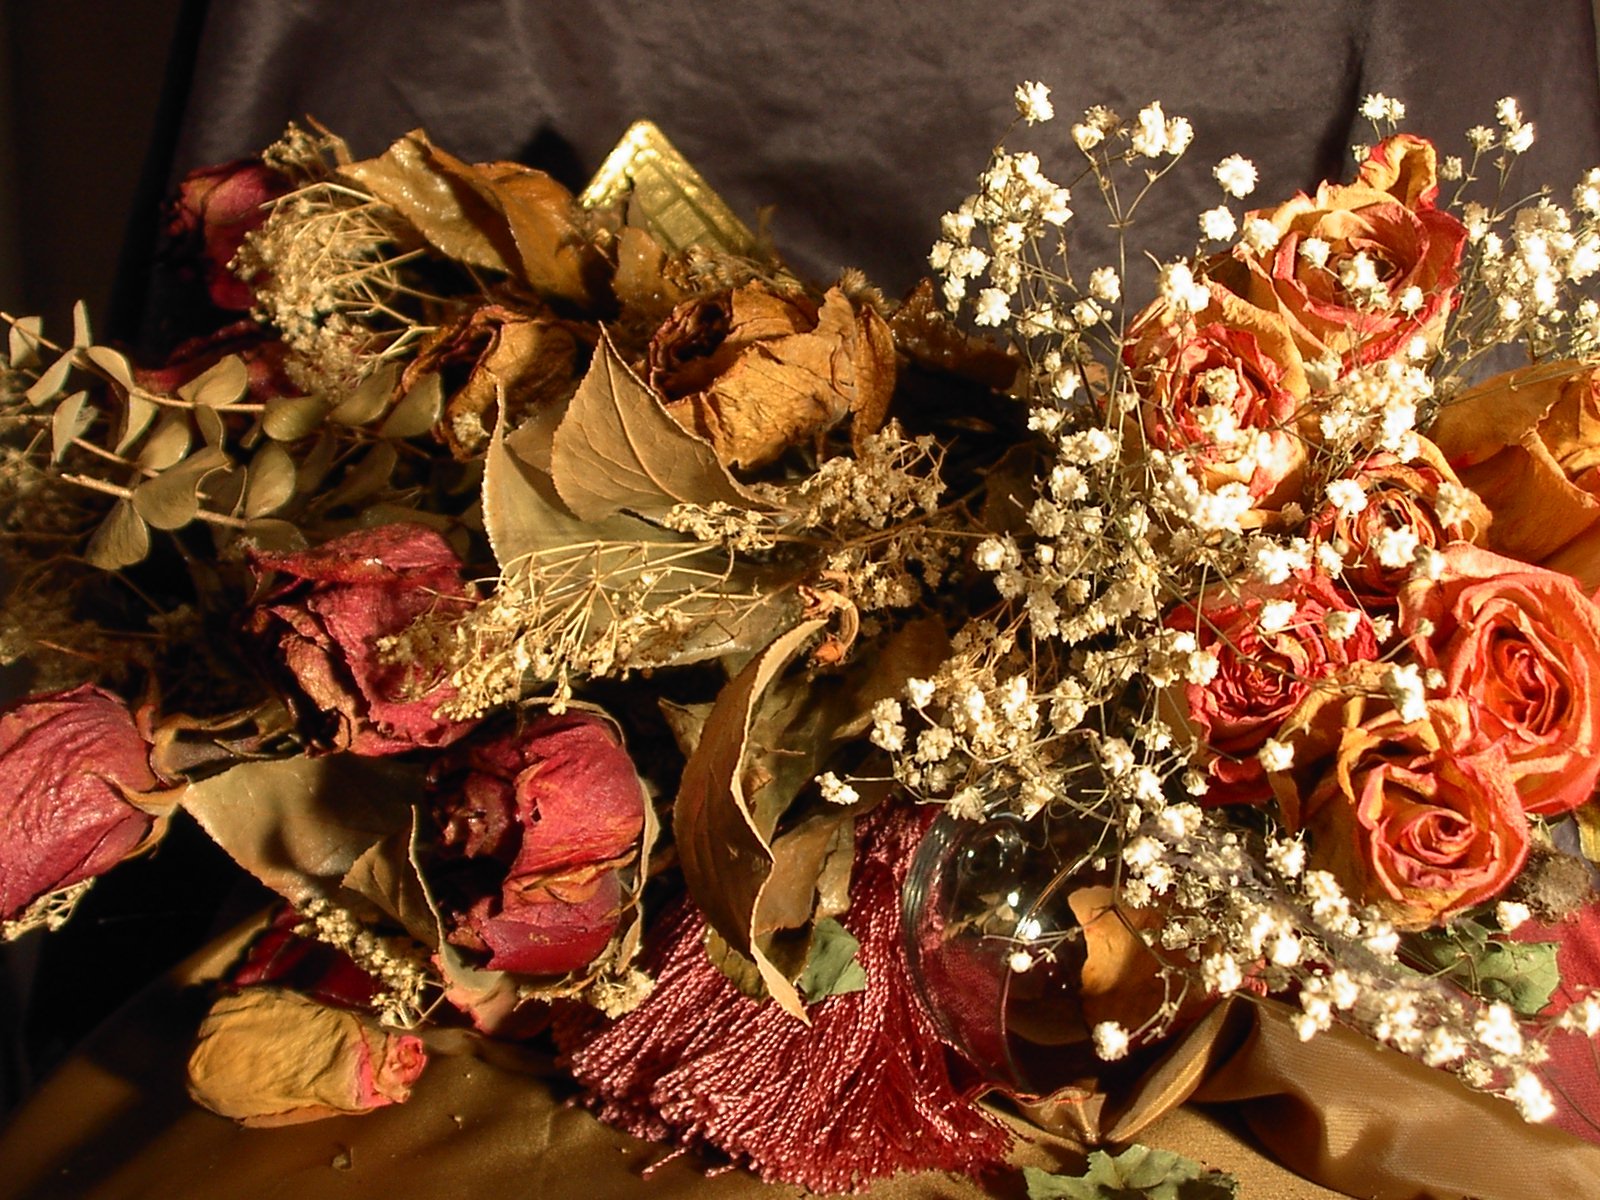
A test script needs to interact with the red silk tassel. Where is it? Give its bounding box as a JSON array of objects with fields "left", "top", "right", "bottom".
[{"left": 555, "top": 804, "right": 1010, "bottom": 1192}]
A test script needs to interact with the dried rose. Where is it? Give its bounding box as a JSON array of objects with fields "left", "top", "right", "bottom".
[
  {"left": 166, "top": 159, "right": 288, "bottom": 311},
  {"left": 248, "top": 524, "right": 478, "bottom": 756},
  {"left": 188, "top": 986, "right": 426, "bottom": 1127},
  {"left": 1400, "top": 544, "right": 1600, "bottom": 816},
  {"left": 1305, "top": 437, "right": 1489, "bottom": 609},
  {"left": 650, "top": 282, "right": 895, "bottom": 470},
  {"left": 1126, "top": 284, "right": 1310, "bottom": 515},
  {"left": 135, "top": 320, "right": 300, "bottom": 403},
  {"left": 1290, "top": 699, "right": 1527, "bottom": 929},
  {"left": 1217, "top": 135, "right": 1468, "bottom": 366},
  {"left": 1428, "top": 361, "right": 1600, "bottom": 590},
  {"left": 0, "top": 684, "right": 161, "bottom": 924},
  {"left": 425, "top": 711, "right": 646, "bottom": 977},
  {"left": 1162, "top": 574, "right": 1378, "bottom": 806}
]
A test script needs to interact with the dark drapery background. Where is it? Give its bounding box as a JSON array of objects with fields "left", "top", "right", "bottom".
[{"left": 6, "top": 0, "right": 1600, "bottom": 1163}]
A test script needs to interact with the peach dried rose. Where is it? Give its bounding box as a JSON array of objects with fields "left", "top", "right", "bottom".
[
  {"left": 1428, "top": 361, "right": 1600, "bottom": 589},
  {"left": 1216, "top": 135, "right": 1468, "bottom": 366},
  {"left": 1400, "top": 544, "right": 1600, "bottom": 816},
  {"left": 1292, "top": 699, "right": 1527, "bottom": 929}
]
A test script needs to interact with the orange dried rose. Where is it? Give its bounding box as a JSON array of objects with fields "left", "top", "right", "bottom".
[
  {"left": 1428, "top": 361, "right": 1600, "bottom": 589},
  {"left": 1290, "top": 699, "right": 1527, "bottom": 930},
  {"left": 1217, "top": 135, "right": 1468, "bottom": 366}
]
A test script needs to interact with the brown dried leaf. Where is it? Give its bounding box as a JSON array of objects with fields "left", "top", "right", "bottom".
[
  {"left": 341, "top": 834, "right": 438, "bottom": 946},
  {"left": 179, "top": 756, "right": 420, "bottom": 905},
  {"left": 663, "top": 287, "right": 897, "bottom": 470},
  {"left": 380, "top": 372, "right": 444, "bottom": 439},
  {"left": 673, "top": 619, "right": 826, "bottom": 1021},
  {"left": 319, "top": 441, "right": 398, "bottom": 510},
  {"left": 612, "top": 226, "right": 693, "bottom": 322},
  {"left": 330, "top": 363, "right": 398, "bottom": 426},
  {"left": 83, "top": 499, "right": 149, "bottom": 570},
  {"left": 888, "top": 278, "right": 1019, "bottom": 390},
  {"left": 8, "top": 315, "right": 43, "bottom": 369},
  {"left": 24, "top": 353, "right": 73, "bottom": 406},
  {"left": 50, "top": 391, "right": 92, "bottom": 463},
  {"left": 551, "top": 330, "right": 756, "bottom": 521}
]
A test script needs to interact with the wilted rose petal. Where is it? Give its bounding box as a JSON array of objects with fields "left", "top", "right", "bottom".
[
  {"left": 187, "top": 987, "right": 426, "bottom": 1126},
  {"left": 248, "top": 524, "right": 478, "bottom": 756},
  {"left": 0, "top": 684, "right": 159, "bottom": 924},
  {"left": 167, "top": 159, "right": 289, "bottom": 311}
]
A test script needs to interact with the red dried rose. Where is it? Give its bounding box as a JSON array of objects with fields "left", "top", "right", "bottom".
[
  {"left": 1163, "top": 574, "right": 1379, "bottom": 805},
  {"left": 0, "top": 684, "right": 160, "bottom": 923},
  {"left": 425, "top": 711, "right": 646, "bottom": 977},
  {"left": 1290, "top": 700, "right": 1527, "bottom": 929},
  {"left": 1400, "top": 543, "right": 1600, "bottom": 815},
  {"left": 248, "top": 524, "right": 478, "bottom": 756},
  {"left": 168, "top": 159, "right": 288, "bottom": 311}
]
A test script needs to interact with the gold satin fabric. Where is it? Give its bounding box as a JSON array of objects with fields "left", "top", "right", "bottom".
[{"left": 0, "top": 923, "right": 1593, "bottom": 1200}]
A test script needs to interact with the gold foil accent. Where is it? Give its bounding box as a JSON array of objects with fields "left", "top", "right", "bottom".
[{"left": 580, "top": 120, "right": 756, "bottom": 257}]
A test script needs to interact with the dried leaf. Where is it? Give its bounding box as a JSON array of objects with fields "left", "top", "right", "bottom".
[
  {"left": 551, "top": 330, "right": 756, "bottom": 521},
  {"left": 341, "top": 833, "right": 438, "bottom": 946},
  {"left": 330, "top": 363, "right": 398, "bottom": 426},
  {"left": 132, "top": 446, "right": 228, "bottom": 531},
  {"left": 84, "top": 499, "right": 150, "bottom": 569},
  {"left": 380, "top": 372, "right": 443, "bottom": 439},
  {"left": 137, "top": 412, "right": 193, "bottom": 471},
  {"left": 1025, "top": 1148, "right": 1240, "bottom": 1200},
  {"left": 178, "top": 354, "right": 249, "bottom": 408},
  {"left": 115, "top": 391, "right": 159, "bottom": 455},
  {"left": 49, "top": 391, "right": 92, "bottom": 462},
  {"left": 674, "top": 619, "right": 827, "bottom": 1021},
  {"left": 264, "top": 395, "right": 333, "bottom": 441},
  {"left": 244, "top": 440, "right": 298, "bottom": 517},
  {"left": 888, "top": 278, "right": 1019, "bottom": 389},
  {"left": 320, "top": 441, "right": 398, "bottom": 510},
  {"left": 179, "top": 755, "right": 420, "bottom": 904},
  {"left": 24, "top": 353, "right": 73, "bottom": 406},
  {"left": 71, "top": 300, "right": 92, "bottom": 350},
  {"left": 194, "top": 402, "right": 226, "bottom": 448},
  {"left": 1575, "top": 801, "right": 1600, "bottom": 866},
  {"left": 797, "top": 917, "right": 867, "bottom": 1001},
  {"left": 8, "top": 315, "right": 43, "bottom": 369},
  {"left": 83, "top": 344, "right": 135, "bottom": 391}
]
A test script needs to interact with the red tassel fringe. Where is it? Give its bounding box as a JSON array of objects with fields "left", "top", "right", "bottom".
[{"left": 555, "top": 804, "right": 1010, "bottom": 1192}]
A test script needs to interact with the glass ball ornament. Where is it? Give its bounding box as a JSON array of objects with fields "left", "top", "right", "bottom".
[{"left": 901, "top": 807, "right": 1117, "bottom": 1096}]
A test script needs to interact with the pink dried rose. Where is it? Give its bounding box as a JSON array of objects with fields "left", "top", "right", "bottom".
[
  {"left": 0, "top": 684, "right": 161, "bottom": 924},
  {"left": 425, "top": 711, "right": 647, "bottom": 977},
  {"left": 247, "top": 524, "right": 478, "bottom": 756},
  {"left": 166, "top": 158, "right": 288, "bottom": 310}
]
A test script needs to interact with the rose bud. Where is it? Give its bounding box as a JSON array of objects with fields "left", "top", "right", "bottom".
[
  {"left": 424, "top": 711, "right": 647, "bottom": 977},
  {"left": 1400, "top": 543, "right": 1600, "bottom": 816},
  {"left": 1214, "top": 134, "right": 1468, "bottom": 367},
  {"left": 1428, "top": 361, "right": 1600, "bottom": 590},
  {"left": 163, "top": 159, "right": 289, "bottom": 311},
  {"left": 247, "top": 524, "right": 478, "bottom": 756},
  {"left": 188, "top": 986, "right": 427, "bottom": 1127},
  {"left": 0, "top": 684, "right": 162, "bottom": 926}
]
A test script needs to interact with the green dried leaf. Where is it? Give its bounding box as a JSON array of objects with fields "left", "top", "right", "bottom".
[
  {"left": 83, "top": 344, "right": 134, "bottom": 391},
  {"left": 179, "top": 756, "right": 421, "bottom": 904},
  {"left": 264, "top": 395, "right": 332, "bottom": 441},
  {"left": 8, "top": 315, "right": 44, "bottom": 369},
  {"left": 1574, "top": 802, "right": 1600, "bottom": 866},
  {"left": 1024, "top": 1147, "right": 1240, "bottom": 1200},
  {"left": 550, "top": 330, "right": 758, "bottom": 521},
  {"left": 1407, "top": 921, "right": 1561, "bottom": 1017},
  {"left": 50, "top": 391, "right": 92, "bottom": 462},
  {"left": 321, "top": 441, "right": 398, "bottom": 509},
  {"left": 331, "top": 363, "right": 398, "bottom": 426},
  {"left": 244, "top": 440, "right": 298, "bottom": 518},
  {"left": 115, "top": 391, "right": 159, "bottom": 455},
  {"left": 24, "top": 353, "right": 73, "bottom": 406},
  {"left": 797, "top": 917, "right": 866, "bottom": 1001},
  {"left": 178, "top": 355, "right": 250, "bottom": 409},
  {"left": 194, "top": 402, "right": 226, "bottom": 448},
  {"left": 380, "top": 371, "right": 443, "bottom": 438},
  {"left": 137, "top": 412, "right": 194, "bottom": 471},
  {"left": 83, "top": 499, "right": 149, "bottom": 570},
  {"left": 133, "top": 447, "right": 228, "bottom": 531}
]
